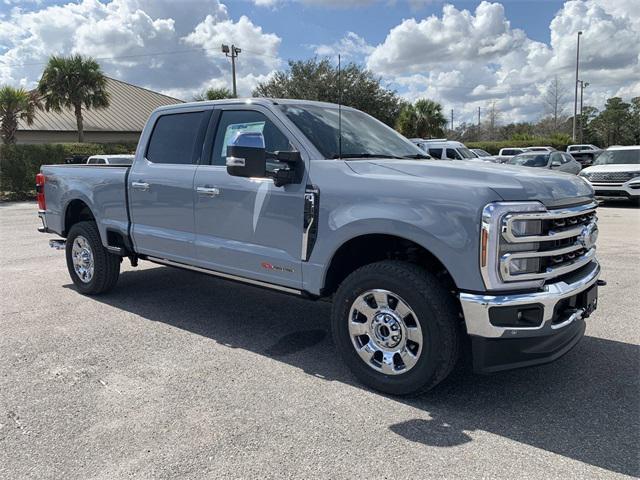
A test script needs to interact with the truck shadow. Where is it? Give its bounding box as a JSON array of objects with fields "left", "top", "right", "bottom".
[{"left": 78, "top": 265, "right": 639, "bottom": 477}]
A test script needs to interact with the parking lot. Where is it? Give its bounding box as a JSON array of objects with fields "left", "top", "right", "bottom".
[{"left": 0, "top": 201, "right": 638, "bottom": 479}]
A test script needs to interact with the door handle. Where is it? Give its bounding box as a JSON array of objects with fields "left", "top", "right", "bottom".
[
  {"left": 132, "top": 181, "right": 150, "bottom": 191},
  {"left": 196, "top": 186, "right": 221, "bottom": 197}
]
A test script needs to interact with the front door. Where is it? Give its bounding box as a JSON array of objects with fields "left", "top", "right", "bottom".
[
  {"left": 192, "top": 106, "right": 307, "bottom": 289},
  {"left": 129, "top": 108, "right": 211, "bottom": 264}
]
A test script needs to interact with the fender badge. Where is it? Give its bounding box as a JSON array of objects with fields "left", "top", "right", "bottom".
[{"left": 261, "top": 262, "right": 295, "bottom": 273}]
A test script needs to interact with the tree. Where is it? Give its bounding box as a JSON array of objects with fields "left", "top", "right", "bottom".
[
  {"left": 543, "top": 76, "right": 567, "bottom": 130},
  {"left": 37, "top": 55, "right": 109, "bottom": 142},
  {"left": 253, "top": 58, "right": 404, "bottom": 126},
  {"left": 0, "top": 86, "right": 40, "bottom": 144},
  {"left": 395, "top": 99, "right": 447, "bottom": 139},
  {"left": 484, "top": 101, "right": 501, "bottom": 140},
  {"left": 588, "top": 97, "right": 633, "bottom": 146},
  {"left": 193, "top": 87, "right": 233, "bottom": 101},
  {"left": 630, "top": 97, "right": 640, "bottom": 144}
]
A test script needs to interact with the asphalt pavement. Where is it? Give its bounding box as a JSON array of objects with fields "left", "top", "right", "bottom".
[{"left": 1, "top": 201, "right": 638, "bottom": 479}]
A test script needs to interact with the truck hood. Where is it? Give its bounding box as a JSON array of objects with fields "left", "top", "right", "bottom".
[{"left": 347, "top": 159, "right": 594, "bottom": 207}]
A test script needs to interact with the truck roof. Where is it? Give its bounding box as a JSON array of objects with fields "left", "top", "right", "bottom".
[{"left": 154, "top": 98, "right": 355, "bottom": 113}]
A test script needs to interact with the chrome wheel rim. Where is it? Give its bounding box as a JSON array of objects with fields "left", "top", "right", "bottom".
[
  {"left": 71, "top": 235, "right": 94, "bottom": 283},
  {"left": 348, "top": 289, "right": 423, "bottom": 375}
]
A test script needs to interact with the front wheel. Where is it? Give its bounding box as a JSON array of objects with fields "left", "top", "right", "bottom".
[
  {"left": 331, "top": 261, "right": 461, "bottom": 396},
  {"left": 65, "top": 221, "right": 120, "bottom": 295}
]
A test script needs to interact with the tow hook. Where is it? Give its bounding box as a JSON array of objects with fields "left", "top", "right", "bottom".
[{"left": 49, "top": 239, "right": 66, "bottom": 250}]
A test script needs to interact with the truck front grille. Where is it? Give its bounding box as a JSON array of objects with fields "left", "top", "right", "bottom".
[
  {"left": 585, "top": 171, "right": 636, "bottom": 183},
  {"left": 499, "top": 202, "right": 598, "bottom": 282}
]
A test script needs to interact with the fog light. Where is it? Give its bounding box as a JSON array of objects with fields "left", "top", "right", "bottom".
[
  {"left": 509, "top": 257, "right": 540, "bottom": 275},
  {"left": 489, "top": 304, "right": 544, "bottom": 328}
]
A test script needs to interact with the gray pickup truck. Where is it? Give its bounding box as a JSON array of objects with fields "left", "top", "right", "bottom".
[{"left": 36, "top": 99, "right": 601, "bottom": 395}]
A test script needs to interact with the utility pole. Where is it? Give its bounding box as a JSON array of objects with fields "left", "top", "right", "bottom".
[
  {"left": 221, "top": 44, "right": 241, "bottom": 97},
  {"left": 450, "top": 109, "right": 454, "bottom": 132},
  {"left": 579, "top": 80, "right": 589, "bottom": 143},
  {"left": 477, "top": 107, "right": 480, "bottom": 127},
  {"left": 572, "top": 31, "right": 582, "bottom": 141}
]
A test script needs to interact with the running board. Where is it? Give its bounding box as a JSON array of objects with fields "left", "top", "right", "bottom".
[
  {"left": 146, "top": 256, "right": 303, "bottom": 296},
  {"left": 49, "top": 239, "right": 66, "bottom": 250}
]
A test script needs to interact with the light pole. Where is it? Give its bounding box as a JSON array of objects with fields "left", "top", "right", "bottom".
[
  {"left": 579, "top": 80, "right": 589, "bottom": 143},
  {"left": 221, "top": 44, "right": 241, "bottom": 97},
  {"left": 572, "top": 31, "right": 583, "bottom": 141}
]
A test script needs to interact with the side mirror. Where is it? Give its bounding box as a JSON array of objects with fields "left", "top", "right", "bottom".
[
  {"left": 551, "top": 160, "right": 561, "bottom": 168},
  {"left": 226, "top": 132, "right": 267, "bottom": 178}
]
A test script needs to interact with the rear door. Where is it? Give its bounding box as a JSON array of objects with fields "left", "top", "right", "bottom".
[
  {"left": 192, "top": 105, "right": 308, "bottom": 288},
  {"left": 129, "top": 108, "right": 211, "bottom": 264}
]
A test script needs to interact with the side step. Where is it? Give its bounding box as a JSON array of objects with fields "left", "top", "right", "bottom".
[{"left": 49, "top": 239, "right": 66, "bottom": 250}]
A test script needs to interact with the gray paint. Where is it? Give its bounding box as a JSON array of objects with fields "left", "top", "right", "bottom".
[{"left": 39, "top": 98, "right": 595, "bottom": 297}]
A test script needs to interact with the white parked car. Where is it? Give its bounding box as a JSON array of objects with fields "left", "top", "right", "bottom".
[
  {"left": 411, "top": 139, "right": 481, "bottom": 160},
  {"left": 495, "top": 147, "right": 528, "bottom": 163},
  {"left": 579, "top": 145, "right": 640, "bottom": 204},
  {"left": 526, "top": 146, "right": 556, "bottom": 152},
  {"left": 567, "top": 144, "right": 599, "bottom": 153},
  {"left": 86, "top": 154, "right": 134, "bottom": 166}
]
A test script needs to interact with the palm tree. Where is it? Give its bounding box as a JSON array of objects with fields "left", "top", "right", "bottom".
[
  {"left": 37, "top": 55, "right": 109, "bottom": 142},
  {"left": 0, "top": 86, "right": 40, "bottom": 144},
  {"left": 414, "top": 99, "right": 447, "bottom": 138}
]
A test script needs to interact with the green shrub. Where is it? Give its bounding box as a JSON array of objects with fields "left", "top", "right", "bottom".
[{"left": 0, "top": 142, "right": 137, "bottom": 199}]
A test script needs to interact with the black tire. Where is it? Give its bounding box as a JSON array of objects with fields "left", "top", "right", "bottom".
[
  {"left": 331, "top": 261, "right": 461, "bottom": 396},
  {"left": 65, "top": 221, "right": 120, "bottom": 295}
]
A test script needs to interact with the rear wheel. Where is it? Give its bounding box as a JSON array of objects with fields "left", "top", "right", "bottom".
[
  {"left": 65, "top": 221, "right": 120, "bottom": 295},
  {"left": 331, "top": 261, "right": 461, "bottom": 396}
]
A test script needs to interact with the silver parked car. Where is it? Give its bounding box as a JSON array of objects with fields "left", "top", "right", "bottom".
[{"left": 508, "top": 151, "right": 581, "bottom": 174}]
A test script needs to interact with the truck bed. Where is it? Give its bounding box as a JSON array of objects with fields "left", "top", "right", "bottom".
[{"left": 40, "top": 164, "right": 130, "bottom": 246}]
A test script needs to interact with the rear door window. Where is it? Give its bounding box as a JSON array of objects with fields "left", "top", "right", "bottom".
[
  {"left": 428, "top": 148, "right": 443, "bottom": 158},
  {"left": 146, "top": 111, "right": 206, "bottom": 165}
]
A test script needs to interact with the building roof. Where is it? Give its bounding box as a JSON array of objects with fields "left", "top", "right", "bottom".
[{"left": 19, "top": 77, "right": 183, "bottom": 133}]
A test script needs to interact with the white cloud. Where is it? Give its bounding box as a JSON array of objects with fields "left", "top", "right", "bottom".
[
  {"left": 311, "top": 32, "right": 374, "bottom": 59},
  {"left": 0, "top": 0, "right": 282, "bottom": 98},
  {"left": 365, "top": 0, "right": 639, "bottom": 124}
]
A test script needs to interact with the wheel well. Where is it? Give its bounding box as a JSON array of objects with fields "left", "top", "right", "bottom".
[
  {"left": 322, "top": 234, "right": 457, "bottom": 296},
  {"left": 64, "top": 200, "right": 95, "bottom": 236}
]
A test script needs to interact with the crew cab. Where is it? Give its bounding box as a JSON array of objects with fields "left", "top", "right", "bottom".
[{"left": 36, "top": 99, "right": 602, "bottom": 395}]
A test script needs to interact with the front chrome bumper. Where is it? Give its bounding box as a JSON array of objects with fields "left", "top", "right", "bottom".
[
  {"left": 460, "top": 261, "right": 600, "bottom": 339},
  {"left": 591, "top": 178, "right": 640, "bottom": 199}
]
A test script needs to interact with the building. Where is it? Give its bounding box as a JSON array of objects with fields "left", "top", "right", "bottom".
[{"left": 16, "top": 77, "right": 182, "bottom": 144}]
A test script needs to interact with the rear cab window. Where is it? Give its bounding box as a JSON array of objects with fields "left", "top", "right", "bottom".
[{"left": 146, "top": 111, "right": 207, "bottom": 165}]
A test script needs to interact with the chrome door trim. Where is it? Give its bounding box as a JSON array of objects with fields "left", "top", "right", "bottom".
[{"left": 146, "top": 256, "right": 303, "bottom": 295}]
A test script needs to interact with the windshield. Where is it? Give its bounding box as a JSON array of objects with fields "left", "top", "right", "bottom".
[
  {"left": 458, "top": 147, "right": 477, "bottom": 159},
  {"left": 280, "top": 104, "right": 426, "bottom": 159},
  {"left": 593, "top": 149, "right": 640, "bottom": 165},
  {"left": 509, "top": 154, "right": 549, "bottom": 167}
]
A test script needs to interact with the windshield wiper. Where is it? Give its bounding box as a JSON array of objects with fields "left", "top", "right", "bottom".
[
  {"left": 402, "top": 154, "right": 431, "bottom": 159},
  {"left": 331, "top": 153, "right": 404, "bottom": 159}
]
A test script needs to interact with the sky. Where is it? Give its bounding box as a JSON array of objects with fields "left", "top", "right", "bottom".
[{"left": 0, "top": 0, "right": 638, "bottom": 125}]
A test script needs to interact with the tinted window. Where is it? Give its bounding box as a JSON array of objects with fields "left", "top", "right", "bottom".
[
  {"left": 211, "top": 110, "right": 293, "bottom": 167},
  {"left": 428, "top": 148, "right": 443, "bottom": 158},
  {"left": 146, "top": 111, "right": 205, "bottom": 164},
  {"left": 445, "top": 148, "right": 461, "bottom": 160},
  {"left": 502, "top": 149, "right": 520, "bottom": 155}
]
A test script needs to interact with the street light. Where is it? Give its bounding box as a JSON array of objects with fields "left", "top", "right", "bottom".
[
  {"left": 572, "top": 31, "right": 583, "bottom": 142},
  {"left": 221, "top": 44, "right": 241, "bottom": 97},
  {"left": 579, "top": 80, "right": 589, "bottom": 143}
]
